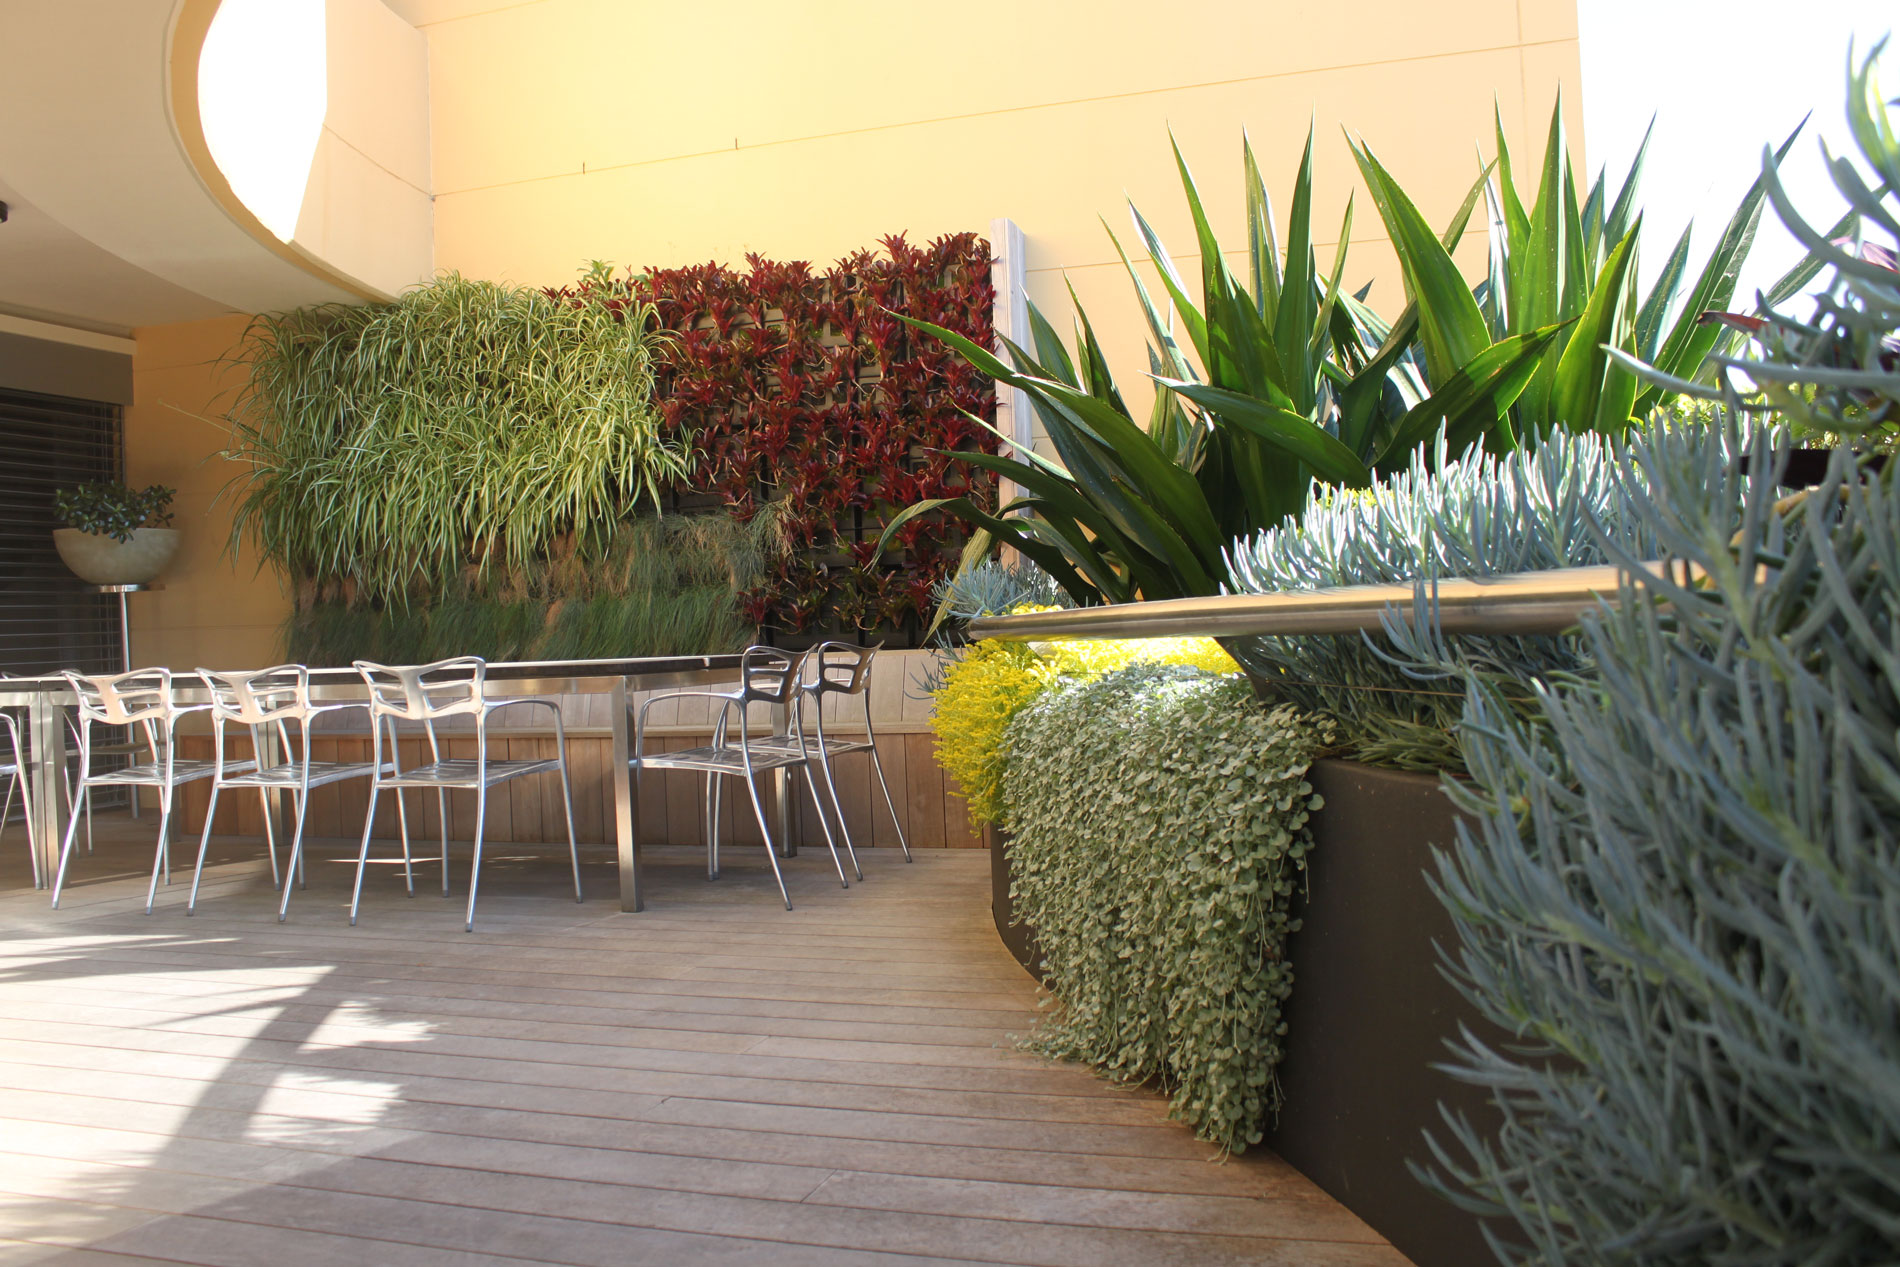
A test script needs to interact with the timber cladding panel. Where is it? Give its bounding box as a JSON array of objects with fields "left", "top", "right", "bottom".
[
  {"left": 166, "top": 651, "right": 976, "bottom": 847},
  {"left": 172, "top": 731, "right": 979, "bottom": 850},
  {"left": 157, "top": 661, "right": 972, "bottom": 847}
]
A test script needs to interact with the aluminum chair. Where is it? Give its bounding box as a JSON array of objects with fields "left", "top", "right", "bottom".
[
  {"left": 62, "top": 705, "right": 152, "bottom": 848},
  {"left": 0, "top": 670, "right": 137, "bottom": 865},
  {"left": 192, "top": 665, "right": 407, "bottom": 920},
  {"left": 632, "top": 646, "right": 849, "bottom": 909},
  {"left": 52, "top": 668, "right": 250, "bottom": 912},
  {"left": 748, "top": 641, "right": 910, "bottom": 870},
  {"left": 352, "top": 656, "right": 581, "bottom": 931},
  {"left": 1, "top": 710, "right": 38, "bottom": 887}
]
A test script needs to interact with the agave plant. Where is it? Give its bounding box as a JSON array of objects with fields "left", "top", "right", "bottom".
[
  {"left": 885, "top": 104, "right": 1790, "bottom": 606},
  {"left": 1150, "top": 130, "right": 1572, "bottom": 481},
  {"left": 1349, "top": 98, "right": 1802, "bottom": 443},
  {"left": 878, "top": 128, "right": 1425, "bottom": 604}
]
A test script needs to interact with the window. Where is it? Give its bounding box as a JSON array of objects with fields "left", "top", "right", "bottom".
[{"left": 0, "top": 387, "right": 125, "bottom": 675}]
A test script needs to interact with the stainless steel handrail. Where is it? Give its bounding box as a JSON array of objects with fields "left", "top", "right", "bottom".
[{"left": 965, "top": 562, "right": 1693, "bottom": 642}]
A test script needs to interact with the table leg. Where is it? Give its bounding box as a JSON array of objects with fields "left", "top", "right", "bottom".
[
  {"left": 27, "top": 687, "right": 65, "bottom": 888},
  {"left": 611, "top": 677, "right": 640, "bottom": 912}
]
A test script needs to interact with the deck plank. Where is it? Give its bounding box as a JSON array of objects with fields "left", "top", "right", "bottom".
[{"left": 0, "top": 818, "right": 1409, "bottom": 1266}]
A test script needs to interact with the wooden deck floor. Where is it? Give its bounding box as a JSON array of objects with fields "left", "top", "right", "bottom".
[{"left": 0, "top": 817, "right": 1408, "bottom": 1266}]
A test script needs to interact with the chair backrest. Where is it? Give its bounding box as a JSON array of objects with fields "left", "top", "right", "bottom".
[
  {"left": 805, "top": 642, "right": 878, "bottom": 697},
  {"left": 62, "top": 668, "right": 173, "bottom": 729},
  {"left": 733, "top": 647, "right": 800, "bottom": 708},
  {"left": 197, "top": 665, "right": 312, "bottom": 727},
  {"left": 353, "top": 656, "right": 486, "bottom": 723}
]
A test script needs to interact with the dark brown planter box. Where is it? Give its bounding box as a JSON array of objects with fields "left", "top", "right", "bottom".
[
  {"left": 987, "top": 759, "right": 1502, "bottom": 1267},
  {"left": 985, "top": 823, "right": 1046, "bottom": 982},
  {"left": 1269, "top": 758, "right": 1504, "bottom": 1267}
]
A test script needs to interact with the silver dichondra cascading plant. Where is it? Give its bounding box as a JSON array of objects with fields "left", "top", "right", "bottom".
[{"left": 1002, "top": 665, "right": 1330, "bottom": 1153}]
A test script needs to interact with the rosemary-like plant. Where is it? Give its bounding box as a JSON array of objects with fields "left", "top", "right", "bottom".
[
  {"left": 1424, "top": 424, "right": 1900, "bottom": 1263},
  {"left": 1621, "top": 41, "right": 1897, "bottom": 439},
  {"left": 1225, "top": 427, "right": 1668, "bottom": 770},
  {"left": 224, "top": 273, "right": 684, "bottom": 602}
]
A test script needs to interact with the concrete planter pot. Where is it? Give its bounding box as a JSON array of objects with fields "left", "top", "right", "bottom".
[
  {"left": 53, "top": 527, "right": 179, "bottom": 585},
  {"left": 987, "top": 757, "right": 1501, "bottom": 1267}
]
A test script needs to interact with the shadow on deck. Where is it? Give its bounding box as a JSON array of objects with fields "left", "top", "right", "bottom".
[{"left": 0, "top": 816, "right": 1409, "bottom": 1265}]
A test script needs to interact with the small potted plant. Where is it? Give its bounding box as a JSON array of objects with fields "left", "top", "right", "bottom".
[{"left": 52, "top": 482, "right": 179, "bottom": 585}]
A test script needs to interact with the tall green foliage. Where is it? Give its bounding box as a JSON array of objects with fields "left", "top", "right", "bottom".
[
  {"left": 887, "top": 105, "right": 1788, "bottom": 605},
  {"left": 1421, "top": 425, "right": 1900, "bottom": 1263},
  {"left": 1003, "top": 665, "right": 1330, "bottom": 1152},
  {"left": 286, "top": 512, "right": 781, "bottom": 667},
  {"left": 225, "top": 273, "right": 684, "bottom": 602}
]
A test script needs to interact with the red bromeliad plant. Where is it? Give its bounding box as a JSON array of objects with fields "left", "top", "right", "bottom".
[{"left": 551, "top": 233, "right": 998, "bottom": 647}]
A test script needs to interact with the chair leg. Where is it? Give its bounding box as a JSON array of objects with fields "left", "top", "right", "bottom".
[
  {"left": 50, "top": 784, "right": 89, "bottom": 909},
  {"left": 396, "top": 790, "right": 415, "bottom": 897},
  {"left": 3, "top": 770, "right": 32, "bottom": 890},
  {"left": 62, "top": 763, "right": 90, "bottom": 856},
  {"left": 279, "top": 788, "right": 312, "bottom": 924},
  {"left": 437, "top": 789, "right": 450, "bottom": 897},
  {"left": 710, "top": 776, "right": 724, "bottom": 878},
  {"left": 558, "top": 767, "right": 582, "bottom": 904},
  {"left": 257, "top": 787, "right": 280, "bottom": 890},
  {"left": 703, "top": 774, "right": 718, "bottom": 880},
  {"left": 188, "top": 784, "right": 221, "bottom": 914},
  {"left": 348, "top": 784, "right": 382, "bottom": 926},
  {"left": 801, "top": 764, "right": 851, "bottom": 888},
  {"left": 742, "top": 771, "right": 792, "bottom": 910},
  {"left": 145, "top": 791, "right": 173, "bottom": 915},
  {"left": 813, "top": 751, "right": 862, "bottom": 881},
  {"left": 393, "top": 794, "right": 412, "bottom": 892},
  {"left": 868, "top": 742, "right": 912, "bottom": 862},
  {"left": 465, "top": 790, "right": 487, "bottom": 932}
]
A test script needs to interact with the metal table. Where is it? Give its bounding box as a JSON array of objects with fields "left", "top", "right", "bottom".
[{"left": 0, "top": 653, "right": 771, "bottom": 913}]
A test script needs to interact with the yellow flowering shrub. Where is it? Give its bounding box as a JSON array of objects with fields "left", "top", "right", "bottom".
[
  {"left": 931, "top": 622, "right": 1239, "bottom": 828},
  {"left": 1042, "top": 634, "right": 1240, "bottom": 678}
]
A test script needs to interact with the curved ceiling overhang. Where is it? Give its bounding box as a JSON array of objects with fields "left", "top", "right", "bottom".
[
  {"left": 0, "top": 0, "right": 432, "bottom": 332},
  {"left": 169, "top": 0, "right": 382, "bottom": 302}
]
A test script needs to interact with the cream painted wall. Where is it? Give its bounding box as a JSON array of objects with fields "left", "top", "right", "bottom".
[
  {"left": 287, "top": 0, "right": 434, "bottom": 296},
  {"left": 416, "top": 0, "right": 1584, "bottom": 416},
  {"left": 125, "top": 0, "right": 1582, "bottom": 668},
  {"left": 125, "top": 315, "right": 289, "bottom": 672}
]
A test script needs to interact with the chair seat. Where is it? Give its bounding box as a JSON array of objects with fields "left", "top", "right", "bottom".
[
  {"left": 219, "top": 760, "right": 395, "bottom": 790},
  {"left": 376, "top": 758, "right": 560, "bottom": 789},
  {"left": 747, "top": 732, "right": 872, "bottom": 758},
  {"left": 85, "top": 758, "right": 235, "bottom": 787},
  {"left": 635, "top": 744, "right": 809, "bottom": 776}
]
